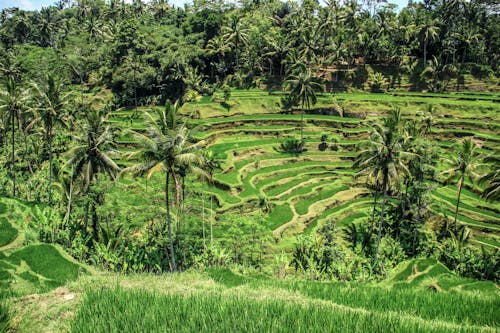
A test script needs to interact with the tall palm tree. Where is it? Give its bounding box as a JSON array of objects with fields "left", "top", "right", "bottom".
[
  {"left": 417, "top": 17, "right": 440, "bottom": 65},
  {"left": 0, "top": 77, "right": 27, "bottom": 197},
  {"left": 353, "top": 116, "right": 412, "bottom": 263},
  {"left": 285, "top": 69, "right": 323, "bottom": 142},
  {"left": 64, "top": 107, "right": 120, "bottom": 240},
  {"left": 124, "top": 108, "right": 201, "bottom": 272},
  {"left": 31, "top": 74, "right": 72, "bottom": 205},
  {"left": 443, "top": 138, "right": 480, "bottom": 231},
  {"left": 222, "top": 15, "right": 250, "bottom": 68}
]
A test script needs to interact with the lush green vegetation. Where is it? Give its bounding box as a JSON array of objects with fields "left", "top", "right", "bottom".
[
  {"left": 0, "top": 0, "right": 499, "bottom": 331},
  {"left": 67, "top": 265, "right": 500, "bottom": 333}
]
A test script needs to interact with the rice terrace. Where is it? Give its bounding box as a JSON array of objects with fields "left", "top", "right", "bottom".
[{"left": 0, "top": 0, "right": 499, "bottom": 332}]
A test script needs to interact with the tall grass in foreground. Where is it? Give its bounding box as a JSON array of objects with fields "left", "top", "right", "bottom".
[
  {"left": 72, "top": 287, "right": 492, "bottom": 333},
  {"left": 0, "top": 292, "right": 11, "bottom": 333},
  {"left": 255, "top": 280, "right": 499, "bottom": 327}
]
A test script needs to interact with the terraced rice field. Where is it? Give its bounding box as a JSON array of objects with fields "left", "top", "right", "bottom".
[{"left": 108, "top": 91, "right": 500, "bottom": 252}]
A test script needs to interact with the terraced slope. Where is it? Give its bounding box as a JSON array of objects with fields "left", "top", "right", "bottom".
[
  {"left": 107, "top": 91, "right": 500, "bottom": 252},
  {"left": 0, "top": 198, "right": 86, "bottom": 295}
]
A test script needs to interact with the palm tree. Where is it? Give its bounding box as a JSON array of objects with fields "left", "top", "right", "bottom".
[
  {"left": 123, "top": 107, "right": 201, "bottom": 272},
  {"left": 443, "top": 138, "right": 480, "bottom": 231},
  {"left": 30, "top": 74, "right": 72, "bottom": 205},
  {"left": 64, "top": 107, "right": 120, "bottom": 240},
  {"left": 0, "top": 77, "right": 27, "bottom": 197},
  {"left": 222, "top": 15, "right": 250, "bottom": 68},
  {"left": 285, "top": 69, "right": 323, "bottom": 142},
  {"left": 479, "top": 153, "right": 499, "bottom": 202},
  {"left": 417, "top": 17, "right": 440, "bottom": 65},
  {"left": 353, "top": 115, "right": 412, "bottom": 263}
]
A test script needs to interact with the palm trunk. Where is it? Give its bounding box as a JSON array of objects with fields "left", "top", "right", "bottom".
[
  {"left": 210, "top": 196, "right": 213, "bottom": 246},
  {"left": 423, "top": 37, "right": 427, "bottom": 66},
  {"left": 11, "top": 111, "right": 16, "bottom": 197},
  {"left": 453, "top": 176, "right": 464, "bottom": 233},
  {"left": 300, "top": 100, "right": 305, "bottom": 143},
  {"left": 166, "top": 172, "right": 177, "bottom": 272},
  {"left": 48, "top": 133, "right": 53, "bottom": 205},
  {"left": 92, "top": 201, "right": 98, "bottom": 241},
  {"left": 412, "top": 197, "right": 421, "bottom": 255},
  {"left": 202, "top": 191, "right": 206, "bottom": 248},
  {"left": 374, "top": 173, "right": 388, "bottom": 264},
  {"left": 172, "top": 172, "right": 181, "bottom": 207},
  {"left": 65, "top": 168, "right": 73, "bottom": 227},
  {"left": 84, "top": 196, "right": 89, "bottom": 229}
]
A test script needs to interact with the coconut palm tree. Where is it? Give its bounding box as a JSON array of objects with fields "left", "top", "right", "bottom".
[
  {"left": 443, "top": 138, "right": 480, "bottom": 231},
  {"left": 285, "top": 69, "right": 323, "bottom": 143},
  {"left": 353, "top": 116, "right": 412, "bottom": 263},
  {"left": 64, "top": 107, "right": 120, "bottom": 240},
  {"left": 222, "top": 15, "right": 250, "bottom": 68},
  {"left": 30, "top": 74, "right": 72, "bottom": 205},
  {"left": 0, "top": 77, "right": 27, "bottom": 197},
  {"left": 123, "top": 107, "right": 201, "bottom": 272},
  {"left": 417, "top": 17, "right": 440, "bottom": 65}
]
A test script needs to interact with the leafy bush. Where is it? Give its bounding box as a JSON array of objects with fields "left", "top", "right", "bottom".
[
  {"left": 280, "top": 94, "right": 298, "bottom": 113},
  {"left": 279, "top": 139, "right": 304, "bottom": 153},
  {"left": 369, "top": 72, "right": 388, "bottom": 93},
  {"left": 183, "top": 89, "right": 201, "bottom": 103},
  {"left": 222, "top": 85, "right": 231, "bottom": 102},
  {"left": 318, "top": 133, "right": 328, "bottom": 151},
  {"left": 470, "top": 64, "right": 493, "bottom": 79}
]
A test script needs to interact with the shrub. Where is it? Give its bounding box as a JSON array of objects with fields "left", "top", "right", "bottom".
[
  {"left": 470, "top": 64, "right": 493, "bottom": 79},
  {"left": 222, "top": 85, "right": 231, "bottom": 102},
  {"left": 369, "top": 72, "right": 388, "bottom": 93},
  {"left": 279, "top": 139, "right": 304, "bottom": 154}
]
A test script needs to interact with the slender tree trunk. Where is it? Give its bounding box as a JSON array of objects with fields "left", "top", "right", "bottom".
[
  {"left": 84, "top": 195, "right": 89, "bottom": 229},
  {"left": 423, "top": 37, "right": 427, "bottom": 66},
  {"left": 172, "top": 172, "right": 181, "bottom": 207},
  {"left": 202, "top": 191, "right": 206, "bottom": 248},
  {"left": 166, "top": 172, "right": 177, "bottom": 272},
  {"left": 134, "top": 66, "right": 138, "bottom": 116},
  {"left": 92, "top": 201, "right": 98, "bottom": 241},
  {"left": 374, "top": 173, "right": 388, "bottom": 264},
  {"left": 65, "top": 167, "right": 73, "bottom": 227},
  {"left": 412, "top": 197, "right": 422, "bottom": 255},
  {"left": 210, "top": 196, "right": 213, "bottom": 246},
  {"left": 11, "top": 111, "right": 16, "bottom": 197},
  {"left": 48, "top": 133, "right": 53, "bottom": 205},
  {"left": 453, "top": 176, "right": 464, "bottom": 233}
]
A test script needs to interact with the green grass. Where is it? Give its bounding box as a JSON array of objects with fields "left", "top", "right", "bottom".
[
  {"left": 72, "top": 286, "right": 496, "bottom": 333},
  {"left": 266, "top": 204, "right": 294, "bottom": 230},
  {"left": 261, "top": 279, "right": 499, "bottom": 328},
  {"left": 7, "top": 244, "right": 82, "bottom": 285},
  {"left": 295, "top": 185, "right": 350, "bottom": 215},
  {"left": 0, "top": 218, "right": 18, "bottom": 247}
]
